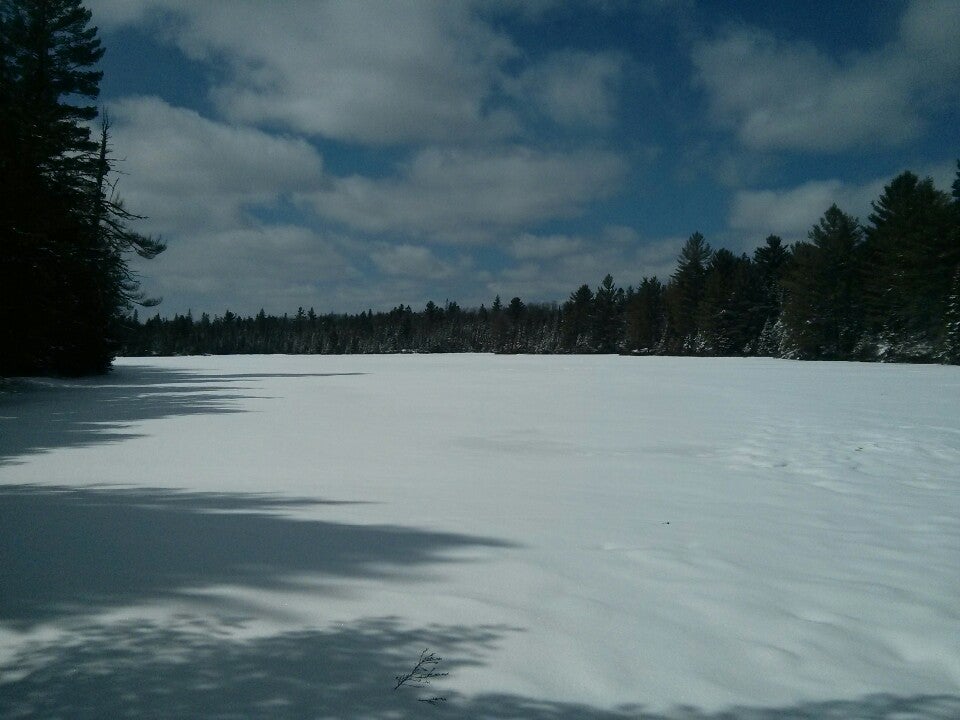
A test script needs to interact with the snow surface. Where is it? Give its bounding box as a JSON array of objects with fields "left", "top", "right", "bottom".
[{"left": 1, "top": 354, "right": 958, "bottom": 719}]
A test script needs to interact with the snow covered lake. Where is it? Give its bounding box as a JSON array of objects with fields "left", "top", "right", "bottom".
[{"left": 1, "top": 354, "right": 958, "bottom": 718}]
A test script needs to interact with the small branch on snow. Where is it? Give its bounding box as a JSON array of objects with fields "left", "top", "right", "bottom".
[
  {"left": 394, "top": 648, "right": 449, "bottom": 705},
  {"left": 394, "top": 648, "right": 448, "bottom": 690}
]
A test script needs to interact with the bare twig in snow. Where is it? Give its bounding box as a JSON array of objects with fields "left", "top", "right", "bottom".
[
  {"left": 394, "top": 648, "right": 448, "bottom": 690},
  {"left": 394, "top": 648, "right": 449, "bottom": 705}
]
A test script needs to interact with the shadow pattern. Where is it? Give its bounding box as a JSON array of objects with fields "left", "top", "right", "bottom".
[
  {"left": 0, "top": 364, "right": 366, "bottom": 465},
  {"left": 0, "top": 484, "right": 515, "bottom": 626},
  {"left": 1, "top": 615, "right": 956, "bottom": 719}
]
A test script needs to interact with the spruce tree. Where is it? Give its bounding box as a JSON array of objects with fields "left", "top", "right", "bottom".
[
  {"left": 944, "top": 161, "right": 960, "bottom": 362},
  {"left": 666, "top": 231, "right": 712, "bottom": 352},
  {"left": 782, "top": 205, "right": 864, "bottom": 359},
  {"left": 624, "top": 276, "right": 664, "bottom": 352},
  {"left": 942, "top": 267, "right": 960, "bottom": 364},
  {"left": 0, "top": 0, "right": 162, "bottom": 375},
  {"left": 561, "top": 284, "right": 594, "bottom": 351},
  {"left": 952, "top": 159, "right": 960, "bottom": 206},
  {"left": 863, "top": 172, "right": 955, "bottom": 358},
  {"left": 697, "top": 249, "right": 758, "bottom": 355},
  {"left": 591, "top": 274, "right": 623, "bottom": 352},
  {"left": 753, "top": 235, "right": 790, "bottom": 321}
]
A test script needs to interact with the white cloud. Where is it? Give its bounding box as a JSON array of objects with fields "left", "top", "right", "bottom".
[
  {"left": 304, "top": 146, "right": 627, "bottom": 242},
  {"left": 602, "top": 225, "right": 641, "bottom": 244},
  {"left": 899, "top": 0, "right": 960, "bottom": 75},
  {"left": 487, "top": 228, "right": 681, "bottom": 302},
  {"left": 88, "top": 0, "right": 157, "bottom": 27},
  {"left": 507, "top": 50, "right": 626, "bottom": 127},
  {"left": 109, "top": 96, "right": 324, "bottom": 235},
  {"left": 108, "top": 96, "right": 360, "bottom": 314},
  {"left": 632, "top": 235, "right": 687, "bottom": 280},
  {"left": 728, "top": 161, "right": 956, "bottom": 243},
  {"left": 693, "top": 31, "right": 914, "bottom": 151},
  {"left": 130, "top": 225, "right": 356, "bottom": 316},
  {"left": 96, "top": 81, "right": 630, "bottom": 314},
  {"left": 509, "top": 233, "right": 583, "bottom": 260},
  {"left": 730, "top": 180, "right": 848, "bottom": 241},
  {"left": 93, "top": 0, "right": 521, "bottom": 145},
  {"left": 91, "top": 1, "right": 641, "bottom": 143},
  {"left": 86, "top": 0, "right": 955, "bottom": 317},
  {"left": 692, "top": 0, "right": 960, "bottom": 152},
  {"left": 369, "top": 244, "right": 460, "bottom": 279}
]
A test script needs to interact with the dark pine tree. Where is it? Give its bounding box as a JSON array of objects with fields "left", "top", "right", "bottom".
[
  {"left": 753, "top": 235, "right": 790, "bottom": 320},
  {"left": 1, "top": 0, "right": 162, "bottom": 375},
  {"left": 863, "top": 171, "right": 956, "bottom": 359},
  {"left": 944, "top": 160, "right": 960, "bottom": 363},
  {"left": 591, "top": 274, "right": 623, "bottom": 352},
  {"left": 624, "top": 276, "right": 664, "bottom": 352},
  {"left": 506, "top": 296, "right": 526, "bottom": 350},
  {"left": 697, "top": 249, "right": 758, "bottom": 355},
  {"left": 782, "top": 205, "right": 865, "bottom": 359},
  {"left": 952, "top": 159, "right": 960, "bottom": 207},
  {"left": 751, "top": 235, "right": 792, "bottom": 355},
  {"left": 665, "top": 231, "right": 712, "bottom": 352},
  {"left": 942, "top": 266, "right": 960, "bottom": 364},
  {"left": 561, "top": 284, "right": 594, "bottom": 351}
]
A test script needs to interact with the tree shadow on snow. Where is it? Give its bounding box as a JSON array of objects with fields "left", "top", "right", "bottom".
[
  {"left": 0, "top": 484, "right": 515, "bottom": 627},
  {"left": 0, "top": 363, "right": 366, "bottom": 465},
  {"left": 1, "top": 614, "right": 956, "bottom": 720}
]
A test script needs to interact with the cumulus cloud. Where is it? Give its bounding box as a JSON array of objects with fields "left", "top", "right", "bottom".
[
  {"left": 692, "top": 0, "right": 960, "bottom": 152},
  {"left": 729, "top": 161, "right": 956, "bottom": 243},
  {"left": 506, "top": 50, "right": 626, "bottom": 127},
  {"left": 509, "top": 233, "right": 583, "bottom": 260},
  {"left": 369, "top": 244, "right": 460, "bottom": 279},
  {"left": 486, "top": 228, "right": 681, "bottom": 302},
  {"left": 84, "top": 0, "right": 956, "bottom": 317},
  {"left": 107, "top": 96, "right": 359, "bottom": 314},
  {"left": 129, "top": 225, "right": 356, "bottom": 316},
  {"left": 90, "top": 1, "right": 641, "bottom": 143},
  {"left": 304, "top": 146, "right": 627, "bottom": 242},
  {"left": 730, "top": 180, "right": 849, "bottom": 241},
  {"left": 109, "top": 96, "right": 324, "bottom": 235},
  {"left": 92, "top": 0, "right": 521, "bottom": 145},
  {"left": 899, "top": 0, "right": 960, "bottom": 76}
]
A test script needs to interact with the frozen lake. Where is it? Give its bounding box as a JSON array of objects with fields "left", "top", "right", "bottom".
[{"left": 1, "top": 354, "right": 959, "bottom": 718}]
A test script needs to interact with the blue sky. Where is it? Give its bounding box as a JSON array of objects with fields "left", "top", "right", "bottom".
[{"left": 86, "top": 0, "right": 959, "bottom": 316}]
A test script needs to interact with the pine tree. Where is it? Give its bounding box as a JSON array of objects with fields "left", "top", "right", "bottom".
[
  {"left": 561, "top": 284, "right": 594, "bottom": 351},
  {"left": 591, "top": 274, "right": 623, "bottom": 352},
  {"left": 952, "top": 159, "right": 960, "bottom": 206},
  {"left": 666, "top": 231, "right": 712, "bottom": 352},
  {"left": 0, "top": 0, "right": 162, "bottom": 375},
  {"left": 944, "top": 161, "right": 960, "bottom": 362},
  {"left": 782, "top": 205, "right": 865, "bottom": 359},
  {"left": 697, "top": 249, "right": 758, "bottom": 355},
  {"left": 863, "top": 171, "right": 955, "bottom": 359},
  {"left": 941, "top": 267, "right": 960, "bottom": 364},
  {"left": 624, "top": 276, "right": 664, "bottom": 352},
  {"left": 753, "top": 235, "right": 790, "bottom": 322}
]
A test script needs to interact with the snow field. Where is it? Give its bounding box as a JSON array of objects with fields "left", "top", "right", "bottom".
[{"left": 1, "top": 354, "right": 958, "bottom": 717}]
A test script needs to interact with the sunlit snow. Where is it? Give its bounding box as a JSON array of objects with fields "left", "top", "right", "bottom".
[{"left": 1, "top": 355, "right": 958, "bottom": 718}]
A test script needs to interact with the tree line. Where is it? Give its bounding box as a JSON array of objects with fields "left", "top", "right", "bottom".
[
  {"left": 126, "top": 162, "right": 960, "bottom": 364},
  {"left": 1, "top": 0, "right": 163, "bottom": 376}
]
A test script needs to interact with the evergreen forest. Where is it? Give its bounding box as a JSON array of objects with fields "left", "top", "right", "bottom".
[
  {"left": 128, "top": 168, "right": 960, "bottom": 364},
  {"left": 2, "top": 0, "right": 958, "bottom": 374}
]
